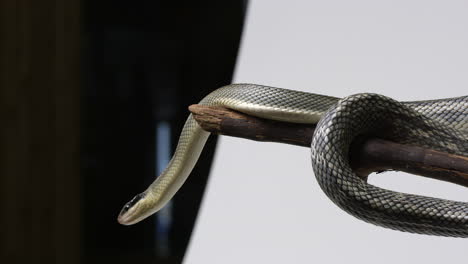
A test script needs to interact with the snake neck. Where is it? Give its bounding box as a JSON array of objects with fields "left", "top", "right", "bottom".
[{"left": 119, "top": 116, "right": 210, "bottom": 225}]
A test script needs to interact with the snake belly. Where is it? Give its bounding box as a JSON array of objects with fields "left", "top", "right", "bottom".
[{"left": 118, "top": 84, "right": 468, "bottom": 237}]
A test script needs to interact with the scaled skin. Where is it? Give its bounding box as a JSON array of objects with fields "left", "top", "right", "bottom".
[{"left": 117, "top": 84, "right": 334, "bottom": 225}]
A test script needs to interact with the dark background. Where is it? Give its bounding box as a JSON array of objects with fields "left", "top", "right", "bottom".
[{"left": 1, "top": 1, "right": 246, "bottom": 263}]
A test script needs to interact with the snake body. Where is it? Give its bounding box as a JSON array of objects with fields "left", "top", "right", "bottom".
[{"left": 118, "top": 84, "right": 468, "bottom": 237}]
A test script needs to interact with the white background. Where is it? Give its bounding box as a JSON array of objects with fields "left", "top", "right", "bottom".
[{"left": 185, "top": 1, "right": 468, "bottom": 263}]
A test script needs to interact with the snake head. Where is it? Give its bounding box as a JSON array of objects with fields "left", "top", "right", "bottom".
[{"left": 118, "top": 192, "right": 155, "bottom": 225}]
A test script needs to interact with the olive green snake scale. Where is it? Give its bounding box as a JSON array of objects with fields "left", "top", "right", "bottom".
[{"left": 118, "top": 84, "right": 468, "bottom": 237}]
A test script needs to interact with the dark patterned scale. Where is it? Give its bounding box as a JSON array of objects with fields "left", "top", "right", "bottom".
[{"left": 311, "top": 94, "right": 468, "bottom": 237}]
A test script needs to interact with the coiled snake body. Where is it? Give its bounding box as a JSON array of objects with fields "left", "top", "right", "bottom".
[{"left": 118, "top": 84, "right": 468, "bottom": 237}]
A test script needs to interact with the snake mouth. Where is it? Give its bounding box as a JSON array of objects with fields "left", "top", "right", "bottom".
[{"left": 117, "top": 193, "right": 146, "bottom": 225}]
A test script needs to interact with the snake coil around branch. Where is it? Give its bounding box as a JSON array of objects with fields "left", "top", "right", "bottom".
[{"left": 118, "top": 84, "right": 468, "bottom": 237}]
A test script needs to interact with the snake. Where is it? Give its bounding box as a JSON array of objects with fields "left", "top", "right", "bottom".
[{"left": 117, "top": 84, "right": 468, "bottom": 237}]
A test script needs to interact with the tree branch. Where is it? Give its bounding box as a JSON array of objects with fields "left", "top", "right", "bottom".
[{"left": 189, "top": 104, "right": 468, "bottom": 188}]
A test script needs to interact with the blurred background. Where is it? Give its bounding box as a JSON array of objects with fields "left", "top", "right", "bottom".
[
  {"left": 2, "top": 1, "right": 468, "bottom": 264},
  {"left": 2, "top": 0, "right": 246, "bottom": 263}
]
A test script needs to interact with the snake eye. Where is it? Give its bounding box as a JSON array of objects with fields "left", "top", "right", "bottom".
[{"left": 120, "top": 193, "right": 145, "bottom": 215}]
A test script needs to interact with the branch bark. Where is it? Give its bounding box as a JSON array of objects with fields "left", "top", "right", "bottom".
[{"left": 189, "top": 104, "right": 468, "bottom": 188}]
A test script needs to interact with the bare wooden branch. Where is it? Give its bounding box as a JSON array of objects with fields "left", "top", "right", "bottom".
[{"left": 189, "top": 104, "right": 468, "bottom": 188}]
